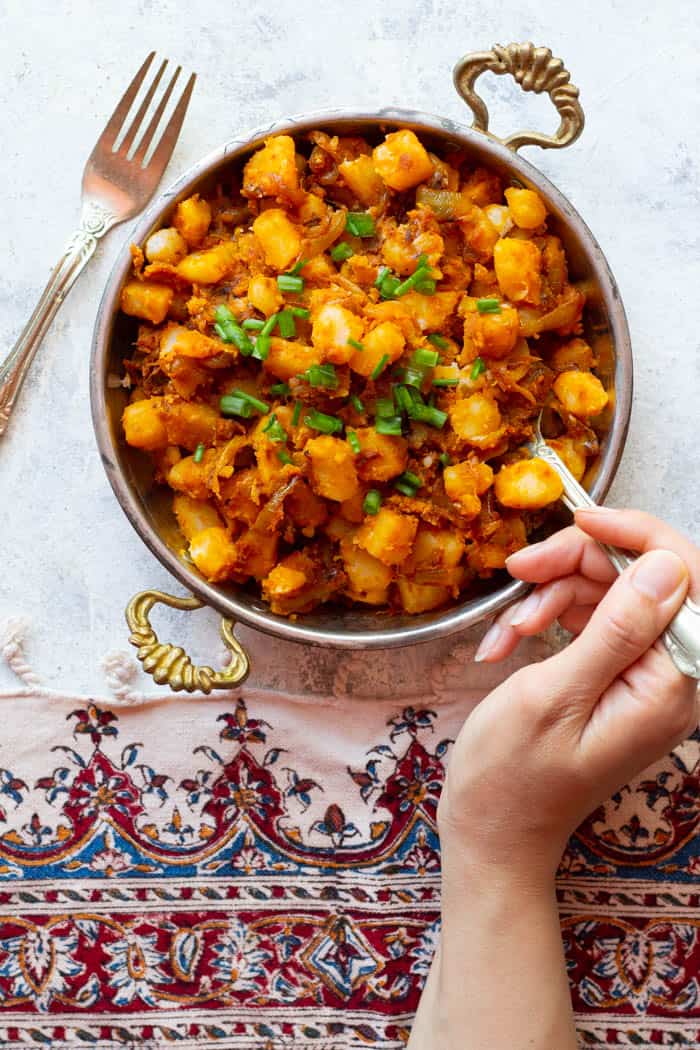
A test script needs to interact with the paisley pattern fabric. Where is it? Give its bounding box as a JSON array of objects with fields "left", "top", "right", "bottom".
[{"left": 0, "top": 620, "right": 699, "bottom": 1048}]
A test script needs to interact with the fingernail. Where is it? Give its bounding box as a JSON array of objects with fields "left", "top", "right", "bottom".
[
  {"left": 631, "top": 550, "right": 687, "bottom": 601},
  {"left": 474, "top": 622, "right": 503, "bottom": 662},
  {"left": 509, "top": 591, "right": 541, "bottom": 626},
  {"left": 575, "top": 506, "right": 618, "bottom": 516}
]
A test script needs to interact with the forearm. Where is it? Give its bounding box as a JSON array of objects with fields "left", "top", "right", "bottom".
[{"left": 409, "top": 840, "right": 577, "bottom": 1050}]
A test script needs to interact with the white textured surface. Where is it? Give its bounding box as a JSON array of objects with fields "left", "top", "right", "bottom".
[{"left": 1, "top": 0, "right": 699, "bottom": 694}]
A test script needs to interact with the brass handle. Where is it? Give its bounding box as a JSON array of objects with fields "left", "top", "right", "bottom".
[
  {"left": 125, "top": 590, "right": 249, "bottom": 693},
  {"left": 453, "top": 42, "right": 584, "bottom": 152}
]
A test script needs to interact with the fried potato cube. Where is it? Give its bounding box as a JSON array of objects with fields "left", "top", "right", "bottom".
[
  {"left": 355, "top": 507, "right": 418, "bottom": 566},
  {"left": 173, "top": 194, "right": 212, "bottom": 246},
  {"left": 400, "top": 291, "right": 458, "bottom": 333},
  {"left": 449, "top": 395, "right": 503, "bottom": 449},
  {"left": 311, "top": 303, "right": 364, "bottom": 365},
  {"left": 462, "top": 300, "right": 520, "bottom": 359},
  {"left": 264, "top": 338, "right": 321, "bottom": 381},
  {"left": 494, "top": 458, "right": 564, "bottom": 509},
  {"left": 493, "top": 238, "right": 542, "bottom": 304},
  {"left": 262, "top": 562, "right": 309, "bottom": 600},
  {"left": 548, "top": 436, "right": 587, "bottom": 481},
  {"left": 176, "top": 243, "right": 235, "bottom": 284},
  {"left": 396, "top": 579, "right": 451, "bottom": 614},
  {"left": 285, "top": 479, "right": 328, "bottom": 532},
  {"left": 145, "top": 227, "right": 188, "bottom": 265},
  {"left": 232, "top": 529, "right": 279, "bottom": 580},
  {"left": 173, "top": 495, "right": 223, "bottom": 541},
  {"left": 350, "top": 321, "right": 405, "bottom": 377},
  {"left": 167, "top": 454, "right": 211, "bottom": 499},
  {"left": 550, "top": 337, "right": 594, "bottom": 373},
  {"left": 504, "top": 187, "right": 547, "bottom": 230},
  {"left": 340, "top": 536, "right": 392, "bottom": 605},
  {"left": 252, "top": 208, "right": 302, "bottom": 270},
  {"left": 338, "top": 154, "right": 384, "bottom": 205},
  {"left": 243, "top": 135, "right": 299, "bottom": 198},
  {"left": 373, "top": 129, "right": 434, "bottom": 191},
  {"left": 163, "top": 401, "right": 220, "bottom": 450},
  {"left": 306, "top": 436, "right": 360, "bottom": 502},
  {"left": 443, "top": 460, "right": 494, "bottom": 517},
  {"left": 120, "top": 280, "right": 173, "bottom": 324},
  {"left": 405, "top": 526, "right": 465, "bottom": 574},
  {"left": 459, "top": 207, "right": 500, "bottom": 260},
  {"left": 122, "top": 397, "right": 168, "bottom": 450},
  {"left": 355, "top": 427, "right": 408, "bottom": 482},
  {"left": 247, "top": 274, "right": 284, "bottom": 317},
  {"left": 160, "top": 324, "right": 226, "bottom": 360},
  {"left": 468, "top": 516, "right": 527, "bottom": 573},
  {"left": 381, "top": 222, "right": 444, "bottom": 276},
  {"left": 189, "top": 526, "right": 237, "bottom": 582},
  {"left": 553, "top": 371, "right": 608, "bottom": 418}
]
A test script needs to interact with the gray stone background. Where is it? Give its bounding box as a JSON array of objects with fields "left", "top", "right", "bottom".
[{"left": 1, "top": 0, "right": 698, "bottom": 695}]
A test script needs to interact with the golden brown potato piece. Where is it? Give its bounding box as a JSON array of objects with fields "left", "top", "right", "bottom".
[
  {"left": 396, "top": 579, "right": 451, "bottom": 614},
  {"left": 252, "top": 208, "right": 301, "bottom": 270},
  {"left": 145, "top": 227, "right": 188, "bottom": 265},
  {"left": 548, "top": 437, "right": 587, "bottom": 481},
  {"left": 122, "top": 397, "right": 169, "bottom": 450},
  {"left": 468, "top": 516, "right": 527, "bottom": 573},
  {"left": 189, "top": 526, "right": 237, "bottom": 582},
  {"left": 493, "top": 238, "right": 542, "bottom": 304},
  {"left": 449, "top": 395, "right": 503, "bottom": 449},
  {"left": 160, "top": 325, "right": 227, "bottom": 360},
  {"left": 355, "top": 507, "right": 418, "bottom": 566},
  {"left": 311, "top": 303, "right": 364, "bottom": 365},
  {"left": 243, "top": 135, "right": 299, "bottom": 198},
  {"left": 550, "top": 338, "right": 595, "bottom": 373},
  {"left": 163, "top": 402, "right": 220, "bottom": 450},
  {"left": 373, "top": 129, "right": 434, "bottom": 191},
  {"left": 121, "top": 281, "right": 173, "bottom": 324},
  {"left": 173, "top": 195, "right": 212, "bottom": 246},
  {"left": 553, "top": 371, "right": 608, "bottom": 418},
  {"left": 355, "top": 428, "right": 408, "bottom": 482},
  {"left": 504, "top": 187, "right": 547, "bottom": 230},
  {"left": 340, "top": 536, "right": 392, "bottom": 605},
  {"left": 338, "top": 155, "right": 384, "bottom": 206},
  {"left": 247, "top": 275, "right": 284, "bottom": 317},
  {"left": 264, "top": 338, "right": 321, "bottom": 381},
  {"left": 173, "top": 495, "right": 224, "bottom": 541},
  {"left": 495, "top": 458, "right": 564, "bottom": 509},
  {"left": 443, "top": 460, "right": 494, "bottom": 518},
  {"left": 349, "top": 321, "right": 405, "bottom": 377},
  {"left": 306, "top": 436, "right": 360, "bottom": 502},
  {"left": 176, "top": 244, "right": 235, "bottom": 285}
]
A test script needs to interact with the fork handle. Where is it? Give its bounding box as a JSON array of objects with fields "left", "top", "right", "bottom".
[
  {"left": 0, "top": 201, "right": 116, "bottom": 437},
  {"left": 535, "top": 442, "right": 700, "bottom": 679}
]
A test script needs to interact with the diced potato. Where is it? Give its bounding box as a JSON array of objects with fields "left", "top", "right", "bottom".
[
  {"left": 381, "top": 221, "right": 444, "bottom": 276},
  {"left": 232, "top": 528, "right": 278, "bottom": 580},
  {"left": 405, "top": 526, "right": 465, "bottom": 574},
  {"left": 122, "top": 397, "right": 168, "bottom": 450},
  {"left": 218, "top": 469, "right": 260, "bottom": 525},
  {"left": 338, "top": 155, "right": 384, "bottom": 205},
  {"left": 286, "top": 480, "right": 328, "bottom": 532},
  {"left": 173, "top": 195, "right": 212, "bottom": 247},
  {"left": 553, "top": 371, "right": 608, "bottom": 418},
  {"left": 468, "top": 516, "right": 527, "bottom": 573},
  {"left": 461, "top": 167, "right": 503, "bottom": 207},
  {"left": 262, "top": 563, "right": 308, "bottom": 599},
  {"left": 242, "top": 135, "right": 299, "bottom": 198},
  {"left": 306, "top": 436, "right": 360, "bottom": 502},
  {"left": 173, "top": 495, "right": 223, "bottom": 541},
  {"left": 312, "top": 303, "right": 364, "bottom": 365},
  {"left": 168, "top": 455, "right": 211, "bottom": 499},
  {"left": 298, "top": 192, "right": 328, "bottom": 223},
  {"left": 355, "top": 427, "right": 408, "bottom": 482},
  {"left": 189, "top": 526, "right": 237, "bottom": 582},
  {"left": 176, "top": 243, "right": 235, "bottom": 285},
  {"left": 252, "top": 208, "right": 302, "bottom": 270},
  {"left": 494, "top": 458, "right": 564, "bottom": 509},
  {"left": 504, "top": 187, "right": 547, "bottom": 230},
  {"left": 548, "top": 437, "right": 587, "bottom": 481},
  {"left": 247, "top": 275, "right": 284, "bottom": 317},
  {"left": 355, "top": 507, "right": 417, "bottom": 566},
  {"left": 339, "top": 490, "right": 366, "bottom": 523},
  {"left": 163, "top": 401, "right": 220, "bottom": 450},
  {"left": 145, "top": 227, "right": 188, "bottom": 265},
  {"left": 400, "top": 291, "right": 458, "bottom": 333},
  {"left": 264, "top": 338, "right": 321, "bottom": 381},
  {"left": 484, "top": 204, "right": 513, "bottom": 236},
  {"left": 120, "top": 280, "right": 173, "bottom": 324},
  {"left": 459, "top": 207, "right": 500, "bottom": 260},
  {"left": 396, "top": 578, "right": 451, "bottom": 614},
  {"left": 326, "top": 515, "right": 356, "bottom": 541},
  {"left": 493, "top": 238, "right": 542, "bottom": 304},
  {"left": 303, "top": 254, "right": 336, "bottom": 283},
  {"left": 550, "top": 337, "right": 594, "bottom": 373},
  {"left": 340, "top": 536, "right": 392, "bottom": 605},
  {"left": 443, "top": 460, "right": 494, "bottom": 517},
  {"left": 160, "top": 324, "right": 227, "bottom": 360},
  {"left": 373, "top": 129, "right": 434, "bottom": 191},
  {"left": 462, "top": 299, "right": 520, "bottom": 359},
  {"left": 449, "top": 395, "right": 503, "bottom": 449},
  {"left": 350, "top": 321, "right": 405, "bottom": 377}
]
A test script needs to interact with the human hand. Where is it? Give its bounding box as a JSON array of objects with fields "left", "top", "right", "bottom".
[{"left": 438, "top": 508, "right": 700, "bottom": 882}]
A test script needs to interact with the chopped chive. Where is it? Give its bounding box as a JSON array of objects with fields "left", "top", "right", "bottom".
[
  {"left": 289, "top": 306, "right": 310, "bottom": 318},
  {"left": 402, "top": 366, "right": 425, "bottom": 389},
  {"left": 242, "top": 318, "right": 265, "bottom": 330},
  {"left": 219, "top": 395, "right": 253, "bottom": 419},
  {"left": 214, "top": 304, "right": 236, "bottom": 324},
  {"left": 253, "top": 334, "right": 271, "bottom": 361},
  {"left": 375, "top": 415, "right": 403, "bottom": 436},
  {"left": 230, "top": 389, "right": 269, "bottom": 413},
  {"left": 413, "top": 347, "right": 439, "bottom": 368},
  {"left": 269, "top": 382, "right": 291, "bottom": 397},
  {"left": 302, "top": 363, "right": 338, "bottom": 389},
  {"left": 347, "top": 429, "right": 361, "bottom": 454},
  {"left": 262, "top": 413, "right": 288, "bottom": 443},
  {"left": 370, "top": 354, "right": 390, "bottom": 380},
  {"left": 401, "top": 471, "right": 422, "bottom": 488},
  {"left": 394, "top": 479, "right": 419, "bottom": 497},
  {"left": 470, "top": 356, "right": 486, "bottom": 380},
  {"left": 350, "top": 393, "right": 365, "bottom": 413},
  {"left": 277, "top": 274, "right": 304, "bottom": 294},
  {"left": 414, "top": 275, "right": 436, "bottom": 295},
  {"left": 439, "top": 452, "right": 452, "bottom": 467},
  {"left": 379, "top": 274, "right": 402, "bottom": 300},
  {"left": 375, "top": 396, "right": 395, "bottom": 418},
  {"left": 214, "top": 316, "right": 255, "bottom": 356},
  {"left": 363, "top": 489, "right": 382, "bottom": 515},
  {"left": 394, "top": 257, "right": 433, "bottom": 297},
  {"left": 261, "top": 313, "right": 280, "bottom": 336},
  {"left": 394, "top": 385, "right": 414, "bottom": 413},
  {"left": 193, "top": 443, "right": 205, "bottom": 463},
  {"left": 347, "top": 337, "right": 365, "bottom": 353},
  {"left": 277, "top": 310, "right": 296, "bottom": 339},
  {"left": 374, "top": 265, "right": 390, "bottom": 288},
  {"left": 288, "top": 259, "right": 307, "bottom": 276},
  {"left": 427, "top": 333, "right": 449, "bottom": 349},
  {"left": 277, "top": 449, "right": 293, "bottom": 465},
  {"left": 346, "top": 212, "right": 375, "bottom": 237},
  {"left": 432, "top": 377, "right": 460, "bottom": 387},
  {"left": 304, "top": 409, "right": 343, "bottom": 434},
  {"left": 476, "top": 298, "right": 501, "bottom": 314},
  {"left": 292, "top": 401, "right": 302, "bottom": 426},
  {"left": 407, "top": 403, "right": 447, "bottom": 428},
  {"left": 331, "top": 241, "right": 354, "bottom": 262}
]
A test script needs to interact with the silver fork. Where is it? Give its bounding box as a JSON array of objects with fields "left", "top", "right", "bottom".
[
  {"left": 529, "top": 414, "right": 700, "bottom": 679},
  {"left": 0, "top": 53, "right": 196, "bottom": 436}
]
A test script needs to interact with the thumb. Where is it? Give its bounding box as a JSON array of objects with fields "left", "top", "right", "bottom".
[{"left": 545, "top": 548, "right": 689, "bottom": 708}]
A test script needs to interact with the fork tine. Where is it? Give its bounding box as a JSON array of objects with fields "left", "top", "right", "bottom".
[
  {"left": 132, "top": 65, "right": 182, "bottom": 165},
  {"left": 98, "top": 52, "right": 156, "bottom": 152},
  {"left": 118, "top": 58, "right": 168, "bottom": 156},
  {"left": 141, "top": 71, "right": 196, "bottom": 175}
]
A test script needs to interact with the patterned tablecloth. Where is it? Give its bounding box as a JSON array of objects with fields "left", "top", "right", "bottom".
[{"left": 0, "top": 616, "right": 699, "bottom": 1049}]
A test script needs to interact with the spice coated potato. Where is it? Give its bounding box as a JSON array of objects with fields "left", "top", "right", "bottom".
[{"left": 120, "top": 126, "right": 607, "bottom": 616}]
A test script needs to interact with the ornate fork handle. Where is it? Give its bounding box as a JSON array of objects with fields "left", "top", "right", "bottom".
[
  {"left": 533, "top": 438, "right": 700, "bottom": 679},
  {"left": 0, "top": 201, "right": 117, "bottom": 437}
]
